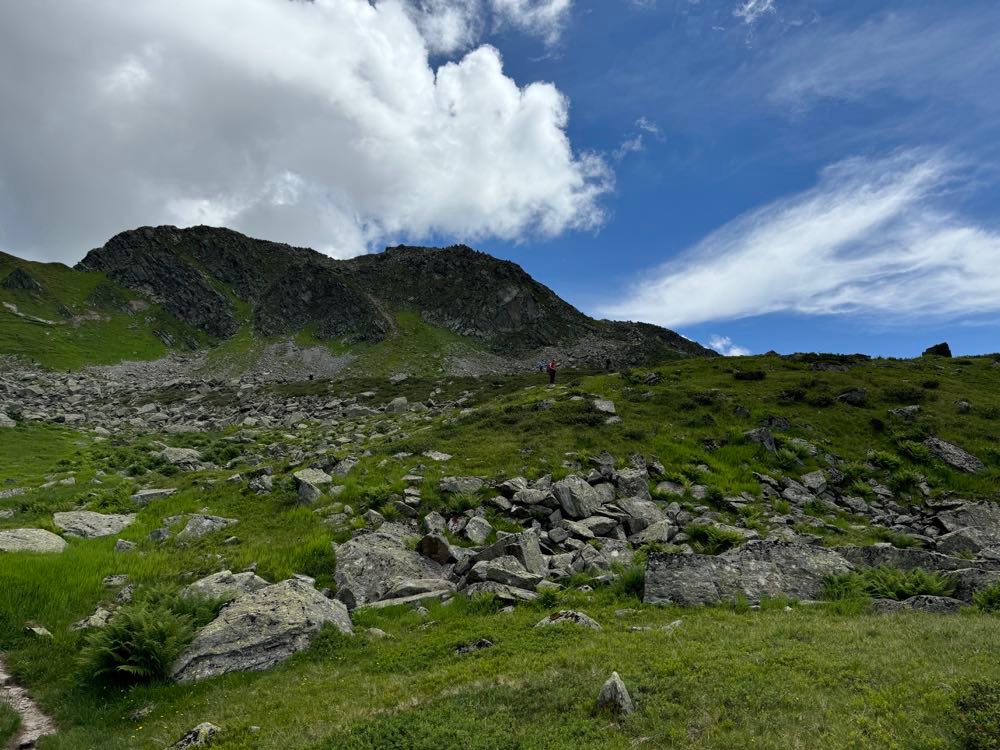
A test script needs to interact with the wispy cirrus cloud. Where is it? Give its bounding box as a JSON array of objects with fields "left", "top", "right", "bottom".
[{"left": 603, "top": 150, "right": 1000, "bottom": 328}]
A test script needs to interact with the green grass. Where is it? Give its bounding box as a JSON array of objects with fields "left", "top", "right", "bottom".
[
  {"left": 0, "top": 702, "right": 19, "bottom": 746},
  {"left": 0, "top": 353, "right": 999, "bottom": 748},
  {"left": 0, "top": 252, "right": 207, "bottom": 369}
]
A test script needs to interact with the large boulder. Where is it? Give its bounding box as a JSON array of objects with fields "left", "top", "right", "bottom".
[
  {"left": 553, "top": 475, "right": 601, "bottom": 519},
  {"left": 53, "top": 511, "right": 136, "bottom": 539},
  {"left": 171, "top": 579, "right": 351, "bottom": 682},
  {"left": 924, "top": 438, "right": 985, "bottom": 474},
  {"left": 644, "top": 541, "right": 853, "bottom": 606},
  {"left": 839, "top": 545, "right": 1000, "bottom": 572},
  {"left": 334, "top": 523, "right": 447, "bottom": 609},
  {"left": 0, "top": 528, "right": 67, "bottom": 553},
  {"left": 933, "top": 503, "right": 1000, "bottom": 552}
]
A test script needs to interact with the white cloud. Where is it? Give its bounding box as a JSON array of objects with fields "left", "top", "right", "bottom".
[
  {"left": 734, "top": 0, "right": 775, "bottom": 25},
  {"left": 0, "top": 0, "right": 603, "bottom": 262},
  {"left": 490, "top": 0, "right": 572, "bottom": 45},
  {"left": 614, "top": 135, "right": 645, "bottom": 161},
  {"left": 764, "top": 8, "right": 1000, "bottom": 113},
  {"left": 708, "top": 335, "right": 751, "bottom": 356},
  {"left": 603, "top": 150, "right": 1000, "bottom": 327},
  {"left": 635, "top": 116, "right": 660, "bottom": 136}
]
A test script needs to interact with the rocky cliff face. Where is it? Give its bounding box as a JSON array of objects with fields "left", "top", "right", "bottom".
[{"left": 77, "top": 225, "right": 712, "bottom": 362}]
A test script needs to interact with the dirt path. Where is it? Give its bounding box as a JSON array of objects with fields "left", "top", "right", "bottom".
[{"left": 1, "top": 655, "right": 55, "bottom": 749}]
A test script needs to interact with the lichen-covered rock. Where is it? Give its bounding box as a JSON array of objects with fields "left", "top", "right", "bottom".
[
  {"left": 924, "top": 437, "right": 985, "bottom": 474},
  {"left": 183, "top": 570, "right": 270, "bottom": 600},
  {"left": 596, "top": 672, "right": 635, "bottom": 715},
  {"left": 171, "top": 579, "right": 351, "bottom": 683},
  {"left": 644, "top": 540, "right": 853, "bottom": 606},
  {"left": 535, "top": 610, "right": 602, "bottom": 629},
  {"left": 53, "top": 511, "right": 136, "bottom": 539},
  {"left": 0, "top": 528, "right": 67, "bottom": 553},
  {"left": 553, "top": 475, "right": 601, "bottom": 519},
  {"left": 176, "top": 515, "right": 238, "bottom": 542},
  {"left": 334, "top": 523, "right": 447, "bottom": 609}
]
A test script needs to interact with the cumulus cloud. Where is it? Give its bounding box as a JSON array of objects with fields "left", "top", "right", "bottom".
[
  {"left": 0, "top": 0, "right": 604, "bottom": 261},
  {"left": 603, "top": 150, "right": 1000, "bottom": 328},
  {"left": 708, "top": 335, "right": 751, "bottom": 357}
]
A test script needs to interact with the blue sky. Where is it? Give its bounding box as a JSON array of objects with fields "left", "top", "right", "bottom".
[
  {"left": 466, "top": 0, "right": 1000, "bottom": 357},
  {"left": 2, "top": 0, "right": 998, "bottom": 357}
]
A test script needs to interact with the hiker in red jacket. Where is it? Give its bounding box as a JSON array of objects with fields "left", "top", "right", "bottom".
[{"left": 546, "top": 359, "right": 558, "bottom": 385}]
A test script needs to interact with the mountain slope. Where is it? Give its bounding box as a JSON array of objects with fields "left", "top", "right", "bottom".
[{"left": 75, "top": 225, "right": 712, "bottom": 365}]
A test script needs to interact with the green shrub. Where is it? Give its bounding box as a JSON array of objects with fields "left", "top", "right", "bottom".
[
  {"left": 612, "top": 564, "right": 645, "bottom": 601},
  {"left": 883, "top": 385, "right": 926, "bottom": 404},
  {"left": 80, "top": 603, "right": 196, "bottom": 683},
  {"left": 733, "top": 370, "right": 766, "bottom": 381},
  {"left": 889, "top": 468, "right": 924, "bottom": 492},
  {"left": 898, "top": 440, "right": 932, "bottom": 463},
  {"left": 685, "top": 524, "right": 746, "bottom": 555},
  {"left": 867, "top": 449, "right": 902, "bottom": 470},
  {"left": 973, "top": 583, "right": 1000, "bottom": 614},
  {"left": 922, "top": 379, "right": 941, "bottom": 390},
  {"left": 955, "top": 681, "right": 1000, "bottom": 750},
  {"left": 79, "top": 589, "right": 225, "bottom": 684},
  {"left": 825, "top": 567, "right": 955, "bottom": 603}
]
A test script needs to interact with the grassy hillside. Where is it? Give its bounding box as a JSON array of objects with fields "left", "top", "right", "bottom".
[
  {"left": 1, "top": 354, "right": 999, "bottom": 748},
  {"left": 0, "top": 252, "right": 207, "bottom": 369}
]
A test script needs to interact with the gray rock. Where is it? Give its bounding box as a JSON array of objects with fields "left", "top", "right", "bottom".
[
  {"left": 467, "top": 556, "right": 543, "bottom": 590},
  {"left": 465, "top": 529, "right": 545, "bottom": 575},
  {"left": 385, "top": 396, "right": 409, "bottom": 413},
  {"left": 615, "top": 468, "right": 651, "bottom": 501},
  {"left": 53, "top": 511, "right": 136, "bottom": 539},
  {"left": 744, "top": 427, "right": 776, "bottom": 452},
  {"left": 463, "top": 581, "right": 539, "bottom": 603},
  {"left": 439, "top": 476, "right": 485, "bottom": 495},
  {"left": 0, "top": 413, "right": 16, "bottom": 428},
  {"left": 839, "top": 545, "right": 996, "bottom": 572},
  {"left": 800, "top": 471, "right": 827, "bottom": 495},
  {"left": 593, "top": 399, "right": 617, "bottom": 415},
  {"left": 596, "top": 672, "right": 635, "bottom": 715},
  {"left": 535, "top": 610, "right": 602, "bottom": 629},
  {"left": 334, "top": 523, "right": 447, "bottom": 609},
  {"left": 158, "top": 446, "right": 204, "bottom": 469},
  {"left": 0, "top": 528, "right": 66, "bottom": 553},
  {"left": 924, "top": 437, "right": 985, "bottom": 474},
  {"left": 131, "top": 487, "right": 177, "bottom": 505},
  {"left": 171, "top": 722, "right": 221, "bottom": 748},
  {"left": 177, "top": 515, "right": 238, "bottom": 542},
  {"left": 553, "top": 475, "right": 601, "bottom": 519},
  {"left": 644, "top": 541, "right": 853, "bottom": 606},
  {"left": 172, "top": 579, "right": 351, "bottom": 682},
  {"left": 872, "top": 595, "right": 965, "bottom": 614},
  {"left": 512, "top": 488, "right": 550, "bottom": 506},
  {"left": 70, "top": 606, "right": 115, "bottom": 631},
  {"left": 463, "top": 515, "right": 493, "bottom": 544},
  {"left": 183, "top": 570, "right": 270, "bottom": 600}
]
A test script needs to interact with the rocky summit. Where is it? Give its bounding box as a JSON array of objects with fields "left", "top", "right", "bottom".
[{"left": 1, "top": 234, "right": 999, "bottom": 750}]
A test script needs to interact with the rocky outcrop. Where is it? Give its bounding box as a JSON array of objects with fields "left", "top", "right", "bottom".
[
  {"left": 644, "top": 541, "right": 853, "bottom": 606},
  {"left": 0, "top": 528, "right": 67, "bottom": 553},
  {"left": 171, "top": 579, "right": 351, "bottom": 682}
]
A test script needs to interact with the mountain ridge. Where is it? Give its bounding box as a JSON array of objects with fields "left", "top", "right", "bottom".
[{"left": 74, "top": 225, "right": 714, "bottom": 365}]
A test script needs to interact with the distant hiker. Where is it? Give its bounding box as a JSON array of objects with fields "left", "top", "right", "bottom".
[
  {"left": 536, "top": 360, "right": 546, "bottom": 372},
  {"left": 547, "top": 359, "right": 558, "bottom": 385}
]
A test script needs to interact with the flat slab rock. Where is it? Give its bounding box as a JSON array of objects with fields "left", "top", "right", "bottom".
[
  {"left": 53, "top": 510, "right": 136, "bottom": 538},
  {"left": 644, "top": 540, "right": 853, "bottom": 606},
  {"left": 171, "top": 579, "right": 352, "bottom": 683},
  {"left": 0, "top": 528, "right": 67, "bottom": 553},
  {"left": 183, "top": 570, "right": 270, "bottom": 600}
]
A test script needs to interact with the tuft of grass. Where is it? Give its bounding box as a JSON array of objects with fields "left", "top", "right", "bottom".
[{"left": 0, "top": 702, "right": 19, "bottom": 747}]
